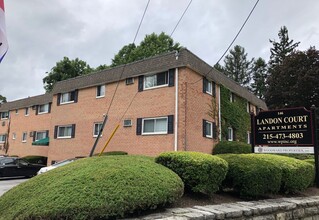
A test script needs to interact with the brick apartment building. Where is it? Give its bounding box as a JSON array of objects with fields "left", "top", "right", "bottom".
[{"left": 0, "top": 49, "right": 267, "bottom": 164}]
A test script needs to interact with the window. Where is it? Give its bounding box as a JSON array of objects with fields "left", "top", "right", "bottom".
[
  {"left": 15, "top": 109, "right": 18, "bottom": 114},
  {"left": 247, "top": 102, "right": 251, "bottom": 113},
  {"left": 203, "top": 120, "right": 217, "bottom": 139},
  {"left": 126, "top": 78, "right": 134, "bottom": 85},
  {"left": 0, "top": 111, "right": 9, "bottom": 119},
  {"left": 0, "top": 134, "right": 6, "bottom": 143},
  {"left": 59, "top": 91, "right": 78, "bottom": 105},
  {"left": 22, "top": 132, "right": 27, "bottom": 142},
  {"left": 144, "top": 72, "right": 168, "bottom": 89},
  {"left": 142, "top": 117, "right": 168, "bottom": 135},
  {"left": 25, "top": 107, "right": 29, "bottom": 116},
  {"left": 12, "top": 133, "right": 16, "bottom": 140},
  {"left": 35, "top": 131, "right": 48, "bottom": 141},
  {"left": 230, "top": 93, "right": 234, "bottom": 102},
  {"left": 206, "top": 81, "right": 212, "bottom": 95},
  {"left": 203, "top": 78, "right": 216, "bottom": 96},
  {"left": 227, "top": 127, "right": 233, "bottom": 141},
  {"left": 96, "top": 85, "right": 105, "bottom": 98},
  {"left": 123, "top": 119, "right": 132, "bottom": 127},
  {"left": 55, "top": 124, "right": 75, "bottom": 139},
  {"left": 38, "top": 104, "right": 49, "bottom": 114},
  {"left": 93, "top": 122, "right": 103, "bottom": 137}
]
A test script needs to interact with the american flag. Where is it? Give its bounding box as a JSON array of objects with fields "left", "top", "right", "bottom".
[{"left": 0, "top": 0, "right": 8, "bottom": 63}]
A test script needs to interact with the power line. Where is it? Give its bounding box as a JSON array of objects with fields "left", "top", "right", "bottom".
[
  {"left": 191, "top": 0, "right": 260, "bottom": 85},
  {"left": 215, "top": 0, "right": 260, "bottom": 65},
  {"left": 106, "top": 0, "right": 151, "bottom": 116},
  {"left": 170, "top": 0, "right": 193, "bottom": 37}
]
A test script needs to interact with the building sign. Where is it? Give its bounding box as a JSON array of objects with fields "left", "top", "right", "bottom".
[{"left": 252, "top": 107, "right": 314, "bottom": 154}]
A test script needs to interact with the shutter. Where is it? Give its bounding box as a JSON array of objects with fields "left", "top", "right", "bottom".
[
  {"left": 138, "top": 76, "right": 144, "bottom": 92},
  {"left": 73, "top": 90, "right": 78, "bottom": 103},
  {"left": 167, "top": 115, "right": 174, "bottom": 134},
  {"left": 168, "top": 69, "right": 175, "bottom": 87},
  {"left": 203, "top": 119, "right": 206, "bottom": 137},
  {"left": 71, "top": 124, "right": 76, "bottom": 138},
  {"left": 35, "top": 106, "right": 39, "bottom": 115},
  {"left": 203, "top": 78, "right": 207, "bottom": 93},
  {"left": 48, "top": 103, "right": 51, "bottom": 113},
  {"left": 57, "top": 94, "right": 61, "bottom": 106},
  {"left": 54, "top": 126, "right": 58, "bottom": 139},
  {"left": 136, "top": 118, "right": 142, "bottom": 135},
  {"left": 212, "top": 82, "right": 216, "bottom": 97},
  {"left": 213, "top": 122, "right": 217, "bottom": 139},
  {"left": 33, "top": 131, "right": 36, "bottom": 142}
]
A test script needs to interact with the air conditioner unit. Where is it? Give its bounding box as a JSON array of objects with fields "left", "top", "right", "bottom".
[
  {"left": 30, "top": 131, "right": 34, "bottom": 137},
  {"left": 123, "top": 119, "right": 132, "bottom": 127},
  {"left": 1, "top": 121, "right": 5, "bottom": 126}
]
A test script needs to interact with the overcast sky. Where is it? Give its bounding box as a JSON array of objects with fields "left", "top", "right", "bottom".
[{"left": 0, "top": 0, "right": 318, "bottom": 101}]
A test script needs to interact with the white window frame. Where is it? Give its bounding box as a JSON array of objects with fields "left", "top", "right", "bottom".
[
  {"left": 12, "top": 133, "right": 16, "bottom": 140},
  {"left": 206, "top": 81, "right": 213, "bottom": 95},
  {"left": 93, "top": 122, "right": 103, "bottom": 137},
  {"left": 57, "top": 125, "right": 73, "bottom": 139},
  {"left": 0, "top": 111, "right": 9, "bottom": 120},
  {"left": 0, "top": 134, "right": 6, "bottom": 143},
  {"left": 144, "top": 72, "right": 168, "bottom": 90},
  {"left": 142, "top": 117, "right": 168, "bottom": 135},
  {"left": 205, "top": 121, "right": 213, "bottom": 138},
  {"left": 22, "top": 132, "right": 27, "bottom": 142},
  {"left": 60, "top": 92, "right": 75, "bottom": 105},
  {"left": 227, "top": 127, "right": 233, "bottom": 141},
  {"left": 38, "top": 104, "right": 49, "bottom": 114},
  {"left": 35, "top": 131, "right": 47, "bottom": 141},
  {"left": 96, "top": 85, "right": 105, "bottom": 98},
  {"left": 25, "top": 107, "right": 29, "bottom": 116}
]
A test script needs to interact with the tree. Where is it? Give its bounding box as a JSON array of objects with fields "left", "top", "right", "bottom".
[
  {"left": 111, "top": 32, "right": 181, "bottom": 67},
  {"left": 0, "top": 95, "right": 7, "bottom": 103},
  {"left": 94, "top": 64, "right": 110, "bottom": 72},
  {"left": 250, "top": 58, "right": 268, "bottom": 99},
  {"left": 43, "top": 57, "right": 93, "bottom": 92},
  {"left": 222, "top": 45, "right": 253, "bottom": 88},
  {"left": 265, "top": 47, "right": 319, "bottom": 110},
  {"left": 269, "top": 26, "right": 300, "bottom": 69}
]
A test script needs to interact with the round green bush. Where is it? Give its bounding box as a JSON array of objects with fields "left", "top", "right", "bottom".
[
  {"left": 217, "top": 154, "right": 282, "bottom": 198},
  {"left": 22, "top": 155, "right": 48, "bottom": 165},
  {"left": 253, "top": 154, "right": 314, "bottom": 193},
  {"left": 156, "top": 151, "right": 228, "bottom": 196},
  {"left": 213, "top": 141, "right": 251, "bottom": 154},
  {"left": 0, "top": 156, "right": 184, "bottom": 219}
]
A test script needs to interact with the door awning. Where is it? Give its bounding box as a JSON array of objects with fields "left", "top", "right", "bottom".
[{"left": 32, "top": 137, "right": 49, "bottom": 146}]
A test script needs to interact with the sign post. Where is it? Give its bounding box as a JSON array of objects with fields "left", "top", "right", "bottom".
[{"left": 311, "top": 106, "right": 319, "bottom": 187}]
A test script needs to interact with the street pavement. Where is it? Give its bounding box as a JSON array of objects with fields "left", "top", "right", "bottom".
[{"left": 0, "top": 177, "right": 28, "bottom": 197}]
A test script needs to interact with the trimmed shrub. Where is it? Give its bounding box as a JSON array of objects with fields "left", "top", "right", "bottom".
[
  {"left": 254, "top": 154, "right": 314, "bottom": 193},
  {"left": 156, "top": 151, "right": 228, "bottom": 196},
  {"left": 304, "top": 158, "right": 315, "bottom": 166},
  {"left": 0, "top": 156, "right": 183, "bottom": 219},
  {"left": 217, "top": 154, "right": 282, "bottom": 198},
  {"left": 22, "top": 155, "right": 48, "bottom": 165},
  {"left": 276, "top": 154, "right": 314, "bottom": 160},
  {"left": 213, "top": 141, "right": 251, "bottom": 154},
  {"left": 94, "top": 151, "right": 128, "bottom": 156}
]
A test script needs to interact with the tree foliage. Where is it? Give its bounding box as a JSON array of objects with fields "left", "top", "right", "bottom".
[
  {"left": 269, "top": 26, "right": 300, "bottom": 69},
  {"left": 265, "top": 47, "right": 319, "bottom": 109},
  {"left": 111, "top": 32, "right": 181, "bottom": 67},
  {"left": 43, "top": 57, "right": 93, "bottom": 92},
  {"left": 0, "top": 95, "right": 7, "bottom": 103},
  {"left": 251, "top": 58, "right": 268, "bottom": 99},
  {"left": 222, "top": 45, "right": 253, "bottom": 88}
]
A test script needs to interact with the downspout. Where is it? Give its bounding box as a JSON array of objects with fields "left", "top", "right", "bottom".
[
  {"left": 174, "top": 67, "right": 179, "bottom": 151},
  {"left": 218, "top": 84, "right": 222, "bottom": 141}
]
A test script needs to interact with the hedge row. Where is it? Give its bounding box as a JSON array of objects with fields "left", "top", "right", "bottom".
[
  {"left": 156, "top": 152, "right": 228, "bottom": 196},
  {"left": 217, "top": 154, "right": 314, "bottom": 197},
  {"left": 213, "top": 141, "right": 251, "bottom": 154}
]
